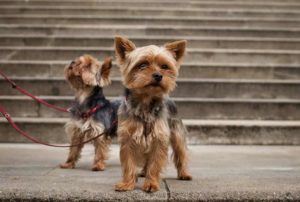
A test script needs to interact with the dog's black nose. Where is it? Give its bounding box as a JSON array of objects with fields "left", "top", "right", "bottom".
[{"left": 152, "top": 73, "right": 163, "bottom": 82}]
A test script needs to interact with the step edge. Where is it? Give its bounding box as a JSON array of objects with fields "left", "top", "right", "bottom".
[
  {"left": 1, "top": 96, "right": 300, "bottom": 103},
  {"left": 1, "top": 117, "right": 300, "bottom": 126}
]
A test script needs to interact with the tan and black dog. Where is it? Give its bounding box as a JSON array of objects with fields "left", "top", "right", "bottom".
[
  {"left": 114, "top": 36, "right": 192, "bottom": 192},
  {"left": 60, "top": 55, "right": 120, "bottom": 171}
]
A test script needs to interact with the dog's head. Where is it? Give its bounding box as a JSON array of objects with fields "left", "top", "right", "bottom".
[
  {"left": 114, "top": 36, "right": 186, "bottom": 96},
  {"left": 64, "top": 55, "right": 112, "bottom": 90}
]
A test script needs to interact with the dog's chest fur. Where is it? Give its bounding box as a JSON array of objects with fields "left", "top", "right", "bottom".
[{"left": 119, "top": 90, "right": 171, "bottom": 153}]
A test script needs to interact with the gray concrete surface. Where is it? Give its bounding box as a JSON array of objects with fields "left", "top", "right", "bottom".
[
  {"left": 1, "top": 61, "right": 300, "bottom": 80},
  {"left": 0, "top": 144, "right": 299, "bottom": 201},
  {"left": 2, "top": 96, "right": 300, "bottom": 120},
  {"left": 1, "top": 118, "right": 300, "bottom": 145}
]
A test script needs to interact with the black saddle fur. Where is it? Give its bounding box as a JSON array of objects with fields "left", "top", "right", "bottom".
[{"left": 69, "top": 86, "right": 120, "bottom": 137}]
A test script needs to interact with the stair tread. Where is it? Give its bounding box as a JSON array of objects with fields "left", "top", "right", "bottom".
[
  {"left": 2, "top": 46, "right": 300, "bottom": 53},
  {"left": 2, "top": 34, "right": 300, "bottom": 42},
  {"left": 2, "top": 23, "right": 300, "bottom": 31},
  {"left": 2, "top": 76, "right": 300, "bottom": 84},
  {"left": 1, "top": 95, "right": 300, "bottom": 103},
  {"left": 2, "top": 14, "right": 300, "bottom": 22},
  {"left": 1, "top": 60, "right": 299, "bottom": 68},
  {"left": 2, "top": 23, "right": 300, "bottom": 30},
  {"left": 2, "top": 5, "right": 300, "bottom": 13},
  {"left": 1, "top": 117, "right": 300, "bottom": 126}
]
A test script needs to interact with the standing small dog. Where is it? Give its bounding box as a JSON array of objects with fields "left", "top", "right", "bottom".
[
  {"left": 60, "top": 55, "right": 119, "bottom": 171},
  {"left": 114, "top": 36, "right": 192, "bottom": 192}
]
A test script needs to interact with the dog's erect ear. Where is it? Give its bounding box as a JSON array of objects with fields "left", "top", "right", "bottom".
[
  {"left": 99, "top": 57, "right": 113, "bottom": 87},
  {"left": 115, "top": 36, "right": 136, "bottom": 64},
  {"left": 164, "top": 40, "right": 187, "bottom": 62}
]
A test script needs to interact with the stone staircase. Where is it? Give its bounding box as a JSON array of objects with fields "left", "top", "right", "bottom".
[{"left": 0, "top": 0, "right": 300, "bottom": 145}]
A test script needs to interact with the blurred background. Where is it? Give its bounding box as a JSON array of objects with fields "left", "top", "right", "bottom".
[{"left": 0, "top": 0, "right": 300, "bottom": 145}]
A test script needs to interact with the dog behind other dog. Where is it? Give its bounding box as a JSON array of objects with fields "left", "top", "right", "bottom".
[{"left": 60, "top": 55, "right": 120, "bottom": 171}]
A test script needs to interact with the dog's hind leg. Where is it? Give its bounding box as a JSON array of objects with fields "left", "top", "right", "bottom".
[{"left": 169, "top": 118, "right": 192, "bottom": 180}]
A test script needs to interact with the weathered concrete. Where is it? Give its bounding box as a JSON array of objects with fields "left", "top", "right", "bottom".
[
  {"left": 1, "top": 78, "right": 300, "bottom": 99},
  {"left": 2, "top": 6, "right": 300, "bottom": 18},
  {"left": 1, "top": 61, "right": 300, "bottom": 80},
  {"left": 1, "top": 118, "right": 300, "bottom": 145},
  {"left": 1, "top": 96, "right": 300, "bottom": 120},
  {"left": 1, "top": 0, "right": 300, "bottom": 10},
  {"left": 2, "top": 15, "right": 300, "bottom": 28},
  {"left": 2, "top": 35, "right": 300, "bottom": 50},
  {"left": 2, "top": 46, "right": 300, "bottom": 64},
  {"left": 2, "top": 24, "right": 300, "bottom": 38},
  {"left": 0, "top": 144, "right": 299, "bottom": 201}
]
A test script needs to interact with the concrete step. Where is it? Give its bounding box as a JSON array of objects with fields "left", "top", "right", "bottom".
[
  {"left": 2, "top": 24, "right": 300, "bottom": 38},
  {"left": 2, "top": 35, "right": 300, "bottom": 50},
  {"left": 1, "top": 47, "right": 300, "bottom": 64},
  {"left": 1, "top": 117, "right": 300, "bottom": 144},
  {"left": 3, "top": 0, "right": 300, "bottom": 4},
  {"left": 1, "top": 96, "right": 300, "bottom": 120},
  {"left": 2, "top": 0, "right": 300, "bottom": 3},
  {"left": 1, "top": 0, "right": 300, "bottom": 10},
  {"left": 2, "top": 6, "right": 300, "bottom": 18},
  {"left": 1, "top": 77, "right": 300, "bottom": 99},
  {"left": 1, "top": 15, "right": 300, "bottom": 28},
  {"left": 1, "top": 60, "right": 300, "bottom": 80}
]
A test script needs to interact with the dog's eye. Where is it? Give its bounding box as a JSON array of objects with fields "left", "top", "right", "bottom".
[
  {"left": 137, "top": 62, "right": 148, "bottom": 70},
  {"left": 161, "top": 64, "right": 169, "bottom": 70}
]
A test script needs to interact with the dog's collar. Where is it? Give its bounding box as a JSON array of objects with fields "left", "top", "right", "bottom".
[
  {"left": 80, "top": 104, "right": 103, "bottom": 120},
  {"left": 70, "top": 86, "right": 106, "bottom": 120},
  {"left": 123, "top": 88, "right": 163, "bottom": 120}
]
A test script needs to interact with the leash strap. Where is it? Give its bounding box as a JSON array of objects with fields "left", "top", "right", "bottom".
[
  {"left": 0, "top": 70, "right": 69, "bottom": 113},
  {"left": 0, "top": 105, "right": 115, "bottom": 148},
  {"left": 0, "top": 70, "right": 116, "bottom": 147}
]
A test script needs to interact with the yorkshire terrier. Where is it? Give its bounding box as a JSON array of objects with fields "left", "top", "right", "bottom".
[
  {"left": 114, "top": 36, "right": 192, "bottom": 192},
  {"left": 60, "top": 55, "right": 120, "bottom": 171}
]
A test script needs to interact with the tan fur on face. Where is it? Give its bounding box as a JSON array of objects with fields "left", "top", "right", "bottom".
[
  {"left": 64, "top": 55, "right": 112, "bottom": 91},
  {"left": 125, "top": 47, "right": 178, "bottom": 95},
  {"left": 115, "top": 36, "right": 186, "bottom": 97}
]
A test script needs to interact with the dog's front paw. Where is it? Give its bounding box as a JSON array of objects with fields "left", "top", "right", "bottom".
[
  {"left": 143, "top": 181, "right": 160, "bottom": 193},
  {"left": 115, "top": 182, "right": 135, "bottom": 192},
  {"left": 59, "top": 162, "right": 75, "bottom": 169},
  {"left": 178, "top": 172, "right": 192, "bottom": 181},
  {"left": 92, "top": 162, "right": 105, "bottom": 171}
]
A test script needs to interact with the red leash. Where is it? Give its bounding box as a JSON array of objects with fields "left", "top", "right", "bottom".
[
  {"left": 0, "top": 70, "right": 116, "bottom": 147},
  {"left": 0, "top": 105, "right": 116, "bottom": 148},
  {"left": 0, "top": 70, "right": 69, "bottom": 113}
]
